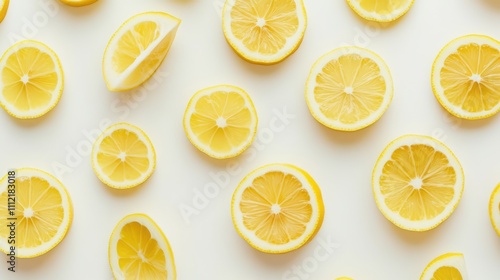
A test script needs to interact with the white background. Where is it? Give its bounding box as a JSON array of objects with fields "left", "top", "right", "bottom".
[{"left": 1, "top": 0, "right": 500, "bottom": 279}]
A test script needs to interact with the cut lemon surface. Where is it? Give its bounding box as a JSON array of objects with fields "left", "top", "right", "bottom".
[
  {"left": 59, "top": 0, "right": 98, "bottom": 6},
  {"left": 103, "top": 11, "right": 180, "bottom": 92},
  {"left": 91, "top": 122, "right": 156, "bottom": 189},
  {"left": 183, "top": 84, "right": 258, "bottom": 159},
  {"left": 336, "top": 277, "right": 354, "bottom": 280},
  {"left": 372, "top": 135, "right": 464, "bottom": 231},
  {"left": 306, "top": 46, "right": 393, "bottom": 131},
  {"left": 109, "top": 213, "right": 176, "bottom": 280},
  {"left": 222, "top": 0, "right": 307, "bottom": 65},
  {"left": 489, "top": 183, "right": 500, "bottom": 236},
  {"left": 420, "top": 252, "right": 468, "bottom": 280},
  {"left": 231, "top": 163, "right": 324, "bottom": 253},
  {"left": 432, "top": 34, "right": 500, "bottom": 120},
  {"left": 0, "top": 168, "right": 73, "bottom": 258},
  {"left": 0, "top": 0, "right": 9, "bottom": 22},
  {"left": 346, "top": 0, "right": 414, "bottom": 22},
  {"left": 0, "top": 40, "right": 63, "bottom": 119}
]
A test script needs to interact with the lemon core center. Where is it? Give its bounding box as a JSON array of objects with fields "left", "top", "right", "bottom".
[
  {"left": 216, "top": 117, "right": 227, "bottom": 128},
  {"left": 271, "top": 204, "right": 281, "bottom": 214},
  {"left": 470, "top": 74, "right": 482, "bottom": 83},
  {"left": 256, "top": 18, "right": 266, "bottom": 28},
  {"left": 344, "top": 86, "right": 354, "bottom": 95},
  {"left": 410, "top": 177, "right": 423, "bottom": 189},
  {"left": 117, "top": 152, "right": 127, "bottom": 161},
  {"left": 24, "top": 208, "right": 34, "bottom": 218},
  {"left": 21, "top": 74, "right": 29, "bottom": 84}
]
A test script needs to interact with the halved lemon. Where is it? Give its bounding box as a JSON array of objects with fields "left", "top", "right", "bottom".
[
  {"left": 305, "top": 46, "right": 393, "bottom": 131},
  {"left": 372, "top": 135, "right": 464, "bottom": 231},
  {"left": 0, "top": 40, "right": 64, "bottom": 119},
  {"left": 222, "top": 0, "right": 307, "bottom": 65},
  {"left": 109, "top": 213, "right": 176, "bottom": 280},
  {"left": 346, "top": 0, "right": 414, "bottom": 22},
  {"left": 0, "top": 0, "right": 9, "bottom": 22},
  {"left": 420, "top": 252, "right": 468, "bottom": 280},
  {"left": 91, "top": 122, "right": 156, "bottom": 189},
  {"left": 432, "top": 34, "right": 500, "bottom": 120},
  {"left": 489, "top": 183, "right": 500, "bottom": 236},
  {"left": 0, "top": 168, "right": 73, "bottom": 258},
  {"left": 231, "top": 163, "right": 324, "bottom": 253},
  {"left": 59, "top": 0, "right": 97, "bottom": 6},
  {"left": 183, "top": 84, "right": 258, "bottom": 159},
  {"left": 103, "top": 11, "right": 180, "bottom": 92}
]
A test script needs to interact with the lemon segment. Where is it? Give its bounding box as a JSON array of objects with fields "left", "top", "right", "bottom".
[
  {"left": 419, "top": 252, "right": 468, "bottom": 280},
  {"left": 346, "top": 0, "right": 414, "bottom": 22},
  {"left": 372, "top": 135, "right": 464, "bottom": 231},
  {"left": 0, "top": 40, "right": 64, "bottom": 119},
  {"left": 0, "top": 0, "right": 9, "bottom": 22},
  {"left": 432, "top": 34, "right": 500, "bottom": 120},
  {"left": 0, "top": 168, "right": 73, "bottom": 258},
  {"left": 183, "top": 84, "right": 258, "bottom": 159},
  {"left": 222, "top": 0, "right": 307, "bottom": 65},
  {"left": 231, "top": 163, "right": 324, "bottom": 253},
  {"left": 306, "top": 46, "right": 393, "bottom": 131},
  {"left": 109, "top": 214, "right": 176, "bottom": 280},
  {"left": 59, "top": 0, "right": 98, "bottom": 6},
  {"left": 91, "top": 123, "right": 156, "bottom": 189},
  {"left": 489, "top": 183, "right": 500, "bottom": 236},
  {"left": 103, "top": 12, "right": 180, "bottom": 92}
]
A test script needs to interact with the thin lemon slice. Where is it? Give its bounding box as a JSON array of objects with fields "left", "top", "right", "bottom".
[
  {"left": 109, "top": 213, "right": 176, "bottom": 280},
  {"left": 183, "top": 84, "right": 258, "bottom": 159},
  {"left": 489, "top": 183, "right": 500, "bottom": 236},
  {"left": 432, "top": 34, "right": 500, "bottom": 120},
  {"left": 59, "top": 0, "right": 98, "bottom": 6},
  {"left": 305, "top": 46, "right": 393, "bottom": 131},
  {"left": 0, "top": 0, "right": 9, "bottom": 22},
  {"left": 420, "top": 252, "right": 468, "bottom": 280},
  {"left": 231, "top": 163, "right": 324, "bottom": 253},
  {"left": 0, "top": 40, "right": 63, "bottom": 119},
  {"left": 372, "top": 135, "right": 464, "bottom": 231},
  {"left": 0, "top": 168, "right": 73, "bottom": 258},
  {"left": 222, "top": 0, "right": 307, "bottom": 65},
  {"left": 346, "top": 0, "right": 414, "bottom": 22},
  {"left": 91, "top": 122, "right": 156, "bottom": 189},
  {"left": 103, "top": 11, "right": 180, "bottom": 92},
  {"left": 336, "top": 277, "right": 354, "bottom": 280}
]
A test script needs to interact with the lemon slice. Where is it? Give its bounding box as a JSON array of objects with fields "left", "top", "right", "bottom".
[
  {"left": 59, "top": 0, "right": 97, "bottom": 6},
  {"left": 346, "top": 0, "right": 414, "bottom": 22},
  {"left": 222, "top": 0, "right": 307, "bottom": 65},
  {"left": 0, "top": 40, "right": 64, "bottom": 119},
  {"left": 109, "top": 213, "right": 176, "bottom": 280},
  {"left": 231, "top": 163, "right": 324, "bottom": 253},
  {"left": 372, "top": 135, "right": 464, "bottom": 231},
  {"left": 0, "top": 0, "right": 9, "bottom": 22},
  {"left": 489, "top": 183, "right": 500, "bottom": 236},
  {"left": 420, "top": 252, "right": 468, "bottom": 280},
  {"left": 103, "top": 11, "right": 180, "bottom": 92},
  {"left": 183, "top": 84, "right": 258, "bottom": 159},
  {"left": 305, "top": 46, "right": 393, "bottom": 131},
  {"left": 432, "top": 34, "right": 500, "bottom": 120},
  {"left": 336, "top": 277, "right": 354, "bottom": 280},
  {"left": 0, "top": 168, "right": 73, "bottom": 258},
  {"left": 91, "top": 122, "right": 156, "bottom": 189}
]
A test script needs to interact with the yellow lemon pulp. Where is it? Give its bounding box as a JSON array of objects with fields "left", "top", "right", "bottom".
[{"left": 432, "top": 266, "right": 463, "bottom": 279}]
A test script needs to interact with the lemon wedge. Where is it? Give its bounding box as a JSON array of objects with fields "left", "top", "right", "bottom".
[
  {"left": 420, "top": 252, "right": 468, "bottom": 280},
  {"left": 489, "top": 183, "right": 500, "bottom": 236}
]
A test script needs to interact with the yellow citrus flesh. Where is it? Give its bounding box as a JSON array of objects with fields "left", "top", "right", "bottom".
[
  {"left": 222, "top": 0, "right": 307, "bottom": 64},
  {"left": 0, "top": 40, "right": 63, "bottom": 119},
  {"left": 346, "top": 0, "right": 414, "bottom": 22},
  {"left": 420, "top": 253, "right": 467, "bottom": 280},
  {"left": 58, "top": 0, "right": 98, "bottom": 6},
  {"left": 432, "top": 35, "right": 500, "bottom": 119},
  {"left": 489, "top": 183, "right": 500, "bottom": 236},
  {"left": 0, "top": 0, "right": 9, "bottom": 22},
  {"left": 109, "top": 214, "right": 176, "bottom": 280},
  {"left": 0, "top": 168, "right": 73, "bottom": 258},
  {"left": 91, "top": 123, "right": 156, "bottom": 189},
  {"left": 231, "top": 163, "right": 324, "bottom": 253},
  {"left": 306, "top": 46, "right": 393, "bottom": 131},
  {"left": 183, "top": 85, "right": 258, "bottom": 159},
  {"left": 103, "top": 12, "right": 180, "bottom": 92},
  {"left": 372, "top": 135, "right": 464, "bottom": 231}
]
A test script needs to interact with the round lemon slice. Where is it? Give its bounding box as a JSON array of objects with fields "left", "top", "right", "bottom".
[
  {"left": 420, "top": 252, "right": 468, "bottom": 280},
  {"left": 306, "top": 46, "right": 393, "bottom": 131},
  {"left": 489, "top": 183, "right": 500, "bottom": 236},
  {"left": 109, "top": 213, "right": 176, "bottom": 280},
  {"left": 346, "top": 0, "right": 414, "bottom": 22},
  {"left": 0, "top": 168, "right": 73, "bottom": 258},
  {"left": 222, "top": 0, "right": 307, "bottom": 65},
  {"left": 103, "top": 11, "right": 180, "bottom": 92},
  {"left": 59, "top": 0, "right": 97, "bottom": 6},
  {"left": 91, "top": 122, "right": 156, "bottom": 189},
  {"left": 432, "top": 34, "right": 500, "bottom": 120},
  {"left": 231, "top": 163, "right": 324, "bottom": 253},
  {"left": 372, "top": 135, "right": 464, "bottom": 231},
  {"left": 183, "top": 84, "right": 258, "bottom": 159},
  {"left": 336, "top": 277, "right": 354, "bottom": 280},
  {"left": 0, "top": 0, "right": 9, "bottom": 22},
  {"left": 0, "top": 40, "right": 64, "bottom": 119}
]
